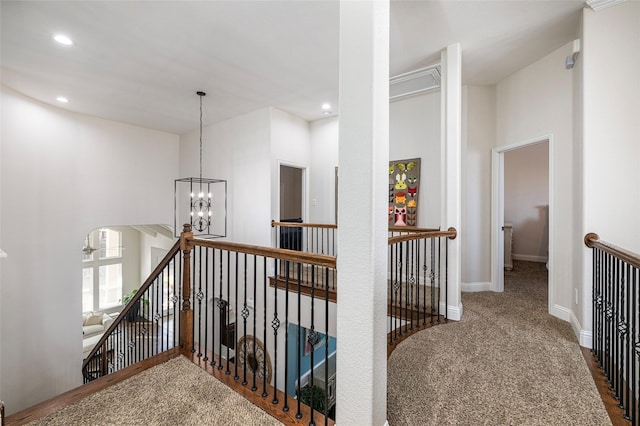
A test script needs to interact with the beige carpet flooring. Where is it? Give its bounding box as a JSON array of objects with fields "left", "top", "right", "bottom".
[
  {"left": 387, "top": 260, "right": 611, "bottom": 425},
  {"left": 27, "top": 356, "right": 283, "bottom": 426}
]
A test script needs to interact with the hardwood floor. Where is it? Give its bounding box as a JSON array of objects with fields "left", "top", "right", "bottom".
[{"left": 581, "top": 346, "right": 633, "bottom": 426}]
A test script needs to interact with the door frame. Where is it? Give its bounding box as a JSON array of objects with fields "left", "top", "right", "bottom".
[
  {"left": 277, "top": 160, "right": 308, "bottom": 223},
  {"left": 491, "top": 134, "right": 554, "bottom": 313}
]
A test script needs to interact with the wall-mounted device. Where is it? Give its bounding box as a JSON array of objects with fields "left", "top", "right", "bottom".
[{"left": 565, "top": 39, "right": 581, "bottom": 69}]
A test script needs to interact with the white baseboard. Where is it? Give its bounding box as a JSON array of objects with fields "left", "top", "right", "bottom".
[
  {"left": 551, "top": 304, "right": 572, "bottom": 322},
  {"left": 552, "top": 304, "right": 593, "bottom": 348},
  {"left": 570, "top": 312, "right": 593, "bottom": 348},
  {"left": 461, "top": 281, "right": 492, "bottom": 292},
  {"left": 512, "top": 253, "right": 548, "bottom": 263},
  {"left": 440, "top": 302, "right": 463, "bottom": 321}
]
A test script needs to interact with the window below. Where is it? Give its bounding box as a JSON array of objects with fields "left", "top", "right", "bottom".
[{"left": 82, "top": 227, "right": 123, "bottom": 313}]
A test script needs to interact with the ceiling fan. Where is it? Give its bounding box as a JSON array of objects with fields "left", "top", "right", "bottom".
[{"left": 81, "top": 234, "right": 98, "bottom": 255}]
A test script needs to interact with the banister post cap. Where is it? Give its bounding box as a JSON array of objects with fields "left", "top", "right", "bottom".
[
  {"left": 447, "top": 227, "right": 457, "bottom": 240},
  {"left": 584, "top": 233, "right": 599, "bottom": 248}
]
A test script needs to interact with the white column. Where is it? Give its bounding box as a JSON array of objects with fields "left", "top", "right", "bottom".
[
  {"left": 336, "top": 1, "right": 389, "bottom": 425},
  {"left": 441, "top": 43, "right": 463, "bottom": 320}
]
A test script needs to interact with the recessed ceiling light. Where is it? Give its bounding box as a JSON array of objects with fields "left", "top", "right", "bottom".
[
  {"left": 53, "top": 34, "right": 73, "bottom": 46},
  {"left": 321, "top": 102, "right": 331, "bottom": 111},
  {"left": 56, "top": 96, "right": 69, "bottom": 103}
]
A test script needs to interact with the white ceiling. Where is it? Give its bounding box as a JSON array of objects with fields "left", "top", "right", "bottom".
[{"left": 1, "top": 1, "right": 584, "bottom": 135}]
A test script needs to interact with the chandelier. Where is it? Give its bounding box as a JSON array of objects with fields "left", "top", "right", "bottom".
[{"left": 174, "top": 91, "right": 227, "bottom": 238}]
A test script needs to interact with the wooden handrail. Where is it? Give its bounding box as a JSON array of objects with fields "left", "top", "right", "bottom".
[
  {"left": 81, "top": 239, "right": 182, "bottom": 373},
  {"left": 584, "top": 233, "right": 640, "bottom": 269},
  {"left": 187, "top": 237, "right": 337, "bottom": 269},
  {"left": 271, "top": 220, "right": 338, "bottom": 229},
  {"left": 388, "top": 227, "right": 457, "bottom": 245},
  {"left": 388, "top": 226, "right": 440, "bottom": 233},
  {"left": 271, "top": 220, "right": 438, "bottom": 234}
]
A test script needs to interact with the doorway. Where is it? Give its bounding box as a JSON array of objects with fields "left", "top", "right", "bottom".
[
  {"left": 491, "top": 135, "right": 553, "bottom": 313},
  {"left": 279, "top": 164, "right": 305, "bottom": 222}
]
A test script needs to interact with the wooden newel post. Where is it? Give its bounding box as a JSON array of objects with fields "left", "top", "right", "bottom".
[{"left": 180, "top": 224, "right": 194, "bottom": 352}]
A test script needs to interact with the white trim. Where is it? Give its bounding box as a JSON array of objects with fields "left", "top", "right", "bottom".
[
  {"left": 276, "top": 160, "right": 309, "bottom": 223},
  {"left": 461, "top": 281, "right": 492, "bottom": 292},
  {"left": 491, "top": 135, "right": 554, "bottom": 317},
  {"left": 440, "top": 302, "right": 463, "bottom": 321},
  {"left": 585, "top": 0, "right": 627, "bottom": 12},
  {"left": 570, "top": 311, "right": 593, "bottom": 348},
  {"left": 551, "top": 303, "right": 571, "bottom": 322},
  {"left": 512, "top": 254, "right": 548, "bottom": 263}
]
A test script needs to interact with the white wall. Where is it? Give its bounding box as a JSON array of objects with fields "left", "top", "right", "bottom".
[
  {"left": 504, "top": 142, "right": 549, "bottom": 261},
  {"left": 581, "top": 2, "right": 640, "bottom": 338},
  {"left": 496, "top": 41, "right": 575, "bottom": 319},
  {"left": 308, "top": 92, "right": 441, "bottom": 228},
  {"left": 461, "top": 85, "right": 496, "bottom": 286},
  {"left": 0, "top": 86, "right": 179, "bottom": 414},
  {"left": 270, "top": 107, "right": 311, "bottom": 224},
  {"left": 139, "top": 228, "right": 175, "bottom": 281},
  {"left": 390, "top": 92, "right": 441, "bottom": 228},
  {"left": 309, "top": 117, "right": 339, "bottom": 224},
  {"left": 179, "top": 108, "right": 271, "bottom": 246}
]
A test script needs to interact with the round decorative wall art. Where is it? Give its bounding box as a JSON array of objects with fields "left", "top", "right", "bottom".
[{"left": 237, "top": 335, "right": 272, "bottom": 384}]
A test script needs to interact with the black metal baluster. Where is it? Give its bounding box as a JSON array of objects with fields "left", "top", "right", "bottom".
[
  {"left": 241, "top": 253, "right": 249, "bottom": 385},
  {"left": 218, "top": 250, "right": 224, "bottom": 369},
  {"left": 393, "top": 243, "right": 399, "bottom": 342},
  {"left": 430, "top": 238, "right": 435, "bottom": 324},
  {"left": 296, "top": 262, "right": 303, "bottom": 419},
  {"left": 388, "top": 242, "right": 393, "bottom": 345},
  {"left": 191, "top": 248, "right": 196, "bottom": 354},
  {"left": 233, "top": 253, "right": 240, "bottom": 379},
  {"left": 611, "top": 259, "right": 620, "bottom": 401},
  {"left": 631, "top": 266, "right": 637, "bottom": 424},
  {"left": 252, "top": 255, "right": 258, "bottom": 392},
  {"left": 414, "top": 239, "right": 420, "bottom": 330},
  {"left": 202, "top": 249, "right": 208, "bottom": 361},
  {"left": 399, "top": 242, "right": 405, "bottom": 336},
  {"left": 616, "top": 258, "right": 624, "bottom": 405},
  {"left": 262, "top": 257, "right": 268, "bottom": 398},
  {"left": 210, "top": 249, "right": 217, "bottom": 367},
  {"left": 624, "top": 262, "right": 631, "bottom": 419},
  {"left": 439, "top": 237, "right": 444, "bottom": 322},
  {"left": 422, "top": 237, "right": 427, "bottom": 326},
  {"left": 592, "top": 246, "right": 598, "bottom": 361},
  {"left": 226, "top": 252, "right": 235, "bottom": 375},
  {"left": 176, "top": 253, "right": 181, "bottom": 349},
  {"left": 598, "top": 248, "right": 604, "bottom": 368},
  {"left": 283, "top": 260, "right": 290, "bottom": 412},
  {"left": 272, "top": 257, "right": 280, "bottom": 404},
  {"left": 309, "top": 265, "right": 316, "bottom": 426},
  {"left": 196, "top": 246, "right": 203, "bottom": 358},
  {"left": 155, "top": 275, "right": 160, "bottom": 355},
  {"left": 605, "top": 252, "right": 612, "bottom": 383},
  {"left": 324, "top": 266, "right": 330, "bottom": 426}
]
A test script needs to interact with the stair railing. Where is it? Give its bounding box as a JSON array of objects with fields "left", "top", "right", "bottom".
[
  {"left": 387, "top": 228, "right": 457, "bottom": 348},
  {"left": 271, "top": 220, "right": 337, "bottom": 256},
  {"left": 585, "top": 233, "right": 639, "bottom": 425},
  {"left": 183, "top": 224, "right": 337, "bottom": 425},
  {"left": 81, "top": 241, "right": 182, "bottom": 382}
]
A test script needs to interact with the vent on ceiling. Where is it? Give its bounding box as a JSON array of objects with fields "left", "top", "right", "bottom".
[
  {"left": 390, "top": 64, "right": 441, "bottom": 102},
  {"left": 585, "top": 0, "right": 627, "bottom": 11}
]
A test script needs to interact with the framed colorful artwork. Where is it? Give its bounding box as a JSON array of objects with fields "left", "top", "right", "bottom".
[{"left": 389, "top": 158, "right": 421, "bottom": 227}]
